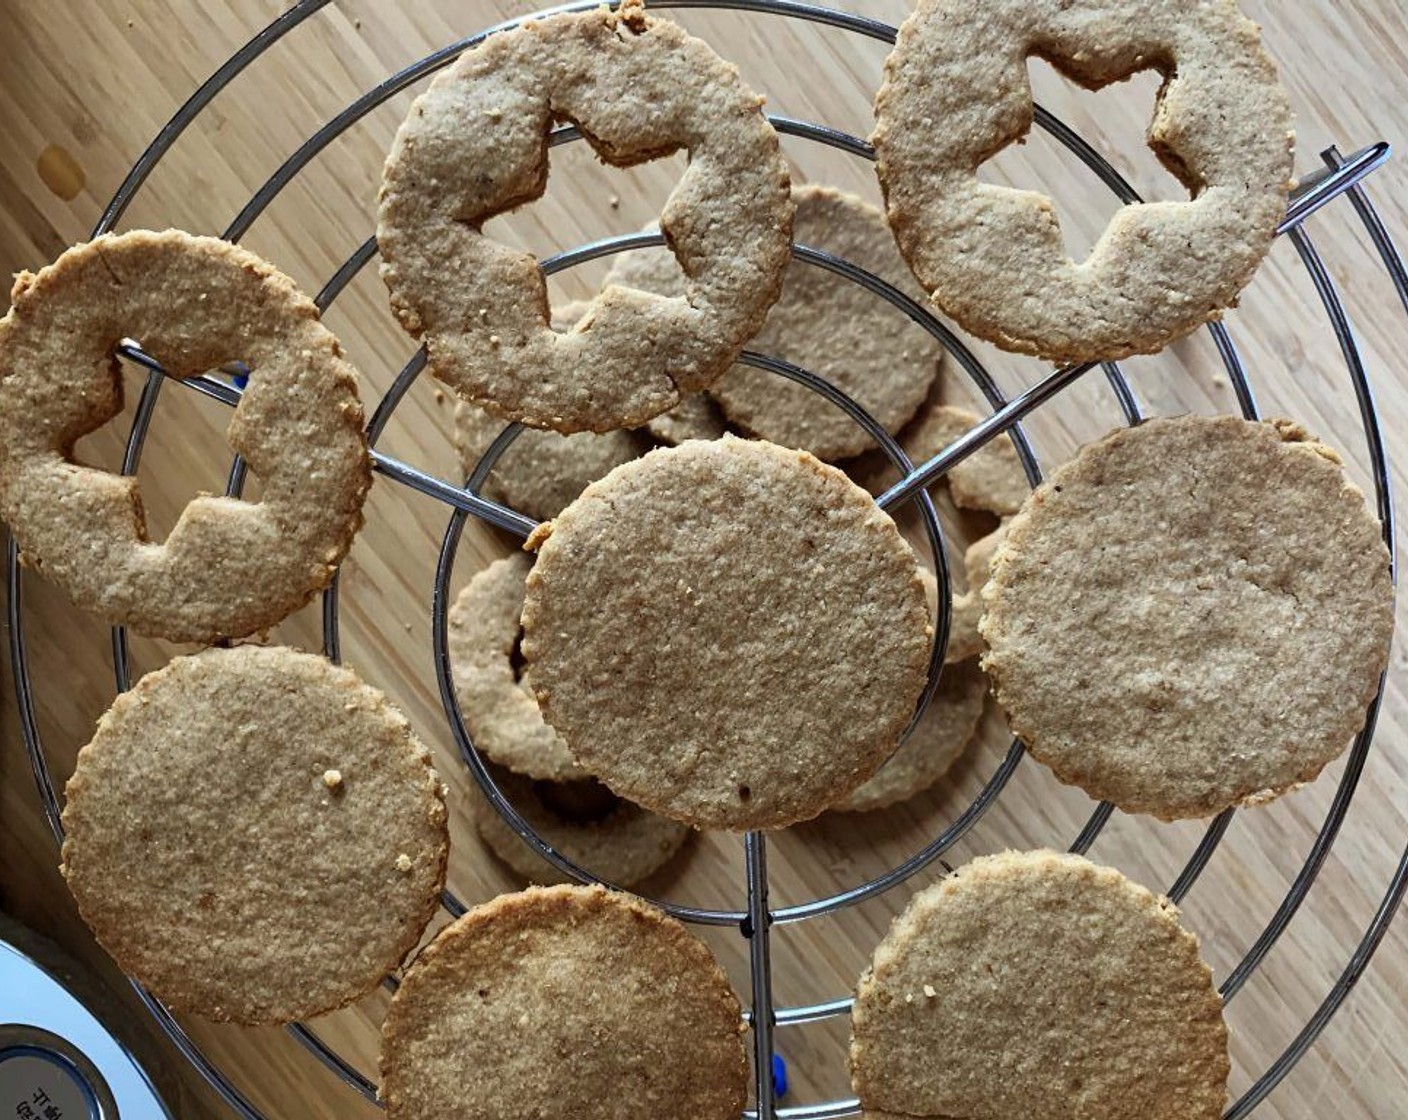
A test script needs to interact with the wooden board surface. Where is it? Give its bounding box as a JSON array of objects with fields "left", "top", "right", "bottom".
[{"left": 3, "top": 1, "right": 1408, "bottom": 1116}]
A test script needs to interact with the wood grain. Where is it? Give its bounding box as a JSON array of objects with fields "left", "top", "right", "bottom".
[{"left": 3, "top": 2, "right": 1408, "bottom": 1117}]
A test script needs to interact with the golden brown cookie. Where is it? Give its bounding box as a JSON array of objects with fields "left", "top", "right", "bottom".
[
  {"left": 874, "top": 0, "right": 1295, "bottom": 363},
  {"left": 850, "top": 406, "right": 1014, "bottom": 664},
  {"left": 522, "top": 436, "right": 933, "bottom": 830},
  {"left": 645, "top": 392, "right": 729, "bottom": 445},
  {"left": 379, "top": 885, "right": 747, "bottom": 1120},
  {"left": 850, "top": 850, "right": 1229, "bottom": 1120},
  {"left": 450, "top": 554, "right": 692, "bottom": 883},
  {"left": 60, "top": 645, "right": 448, "bottom": 1025},
  {"left": 457, "top": 397, "right": 648, "bottom": 520},
  {"left": 982, "top": 416, "right": 1394, "bottom": 819},
  {"left": 473, "top": 763, "right": 691, "bottom": 887},
  {"left": 946, "top": 523, "right": 1007, "bottom": 663},
  {"left": 898, "top": 402, "right": 1030, "bottom": 517},
  {"left": 448, "top": 553, "right": 585, "bottom": 782},
  {"left": 378, "top": 0, "right": 793, "bottom": 433},
  {"left": 453, "top": 301, "right": 651, "bottom": 520},
  {"left": 0, "top": 229, "right": 370, "bottom": 643},
  {"left": 606, "top": 185, "right": 943, "bottom": 460},
  {"left": 834, "top": 658, "right": 986, "bottom": 812}
]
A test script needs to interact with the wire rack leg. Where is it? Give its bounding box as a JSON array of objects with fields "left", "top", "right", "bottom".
[{"left": 745, "top": 832, "right": 778, "bottom": 1120}]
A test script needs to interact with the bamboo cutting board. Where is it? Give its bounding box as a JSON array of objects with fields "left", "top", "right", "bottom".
[{"left": 3, "top": 2, "right": 1408, "bottom": 1117}]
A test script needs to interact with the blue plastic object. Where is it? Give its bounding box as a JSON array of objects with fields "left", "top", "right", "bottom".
[{"left": 771, "top": 1053, "right": 788, "bottom": 1099}]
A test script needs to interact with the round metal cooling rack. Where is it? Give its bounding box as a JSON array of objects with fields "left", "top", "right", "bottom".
[{"left": 7, "top": 1, "right": 1407, "bottom": 1117}]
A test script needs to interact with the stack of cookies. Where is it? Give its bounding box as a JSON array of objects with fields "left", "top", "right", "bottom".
[
  {"left": 447, "top": 551, "right": 693, "bottom": 886},
  {"left": 0, "top": 1, "right": 1394, "bottom": 1118}
]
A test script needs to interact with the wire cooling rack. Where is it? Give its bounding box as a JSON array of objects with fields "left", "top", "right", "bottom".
[{"left": 7, "top": 1, "right": 1407, "bottom": 1117}]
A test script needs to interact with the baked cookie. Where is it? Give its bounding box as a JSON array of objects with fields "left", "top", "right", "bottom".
[
  {"left": 448, "top": 553, "right": 585, "bottom": 782},
  {"left": 60, "top": 645, "right": 447, "bottom": 1024},
  {"left": 451, "top": 554, "right": 692, "bottom": 883},
  {"left": 606, "top": 185, "right": 943, "bottom": 460},
  {"left": 645, "top": 392, "right": 729, "bottom": 445},
  {"left": 874, "top": 0, "right": 1295, "bottom": 363},
  {"left": 0, "top": 229, "right": 370, "bottom": 643},
  {"left": 379, "top": 885, "right": 747, "bottom": 1120},
  {"left": 982, "top": 416, "right": 1394, "bottom": 819},
  {"left": 473, "top": 763, "right": 691, "bottom": 887},
  {"left": 946, "top": 523, "right": 1007, "bottom": 663},
  {"left": 453, "top": 303, "right": 650, "bottom": 519},
  {"left": 851, "top": 850, "right": 1229, "bottom": 1120},
  {"left": 898, "top": 401, "right": 1029, "bottom": 517},
  {"left": 851, "top": 402, "right": 1017, "bottom": 663},
  {"left": 378, "top": 0, "right": 793, "bottom": 433},
  {"left": 456, "top": 398, "right": 648, "bottom": 520},
  {"left": 522, "top": 436, "right": 933, "bottom": 830},
  {"left": 834, "top": 657, "right": 986, "bottom": 812}
]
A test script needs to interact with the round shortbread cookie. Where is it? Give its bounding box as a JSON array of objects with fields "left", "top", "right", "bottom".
[
  {"left": 378, "top": 0, "right": 793, "bottom": 433},
  {"left": 456, "top": 397, "right": 647, "bottom": 520},
  {"left": 605, "top": 185, "right": 943, "bottom": 460},
  {"left": 379, "top": 885, "right": 747, "bottom": 1120},
  {"left": 850, "top": 850, "right": 1229, "bottom": 1120},
  {"left": 873, "top": 0, "right": 1294, "bottom": 363},
  {"left": 946, "top": 523, "right": 1007, "bottom": 663},
  {"left": 835, "top": 656, "right": 986, "bottom": 812},
  {"left": 522, "top": 436, "right": 933, "bottom": 830},
  {"left": 448, "top": 553, "right": 585, "bottom": 782},
  {"left": 645, "top": 391, "right": 729, "bottom": 445},
  {"left": 60, "top": 645, "right": 448, "bottom": 1024},
  {"left": 898, "top": 402, "right": 1030, "bottom": 517},
  {"left": 0, "top": 229, "right": 370, "bottom": 643},
  {"left": 473, "top": 763, "right": 691, "bottom": 887},
  {"left": 981, "top": 415, "right": 1394, "bottom": 819},
  {"left": 450, "top": 554, "right": 691, "bottom": 882}
]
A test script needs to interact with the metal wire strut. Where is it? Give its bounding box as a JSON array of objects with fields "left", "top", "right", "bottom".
[
  {"left": 5, "top": 2, "right": 1405, "bottom": 1119},
  {"left": 744, "top": 834, "right": 778, "bottom": 1120}
]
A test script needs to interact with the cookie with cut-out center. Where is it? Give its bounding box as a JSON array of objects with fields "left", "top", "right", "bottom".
[
  {"left": 448, "top": 553, "right": 585, "bottom": 782},
  {"left": 453, "top": 302, "right": 651, "bottom": 520},
  {"left": 522, "top": 436, "right": 933, "bottom": 830},
  {"left": 378, "top": 0, "right": 792, "bottom": 433},
  {"left": 874, "top": 0, "right": 1294, "bottom": 362},
  {"left": 0, "top": 229, "right": 370, "bottom": 642},
  {"left": 981, "top": 415, "right": 1393, "bottom": 819},
  {"left": 60, "top": 645, "right": 447, "bottom": 1024},
  {"left": 606, "top": 185, "right": 943, "bottom": 459},
  {"left": 850, "top": 850, "right": 1229, "bottom": 1119},
  {"left": 379, "top": 885, "right": 747, "bottom": 1120}
]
